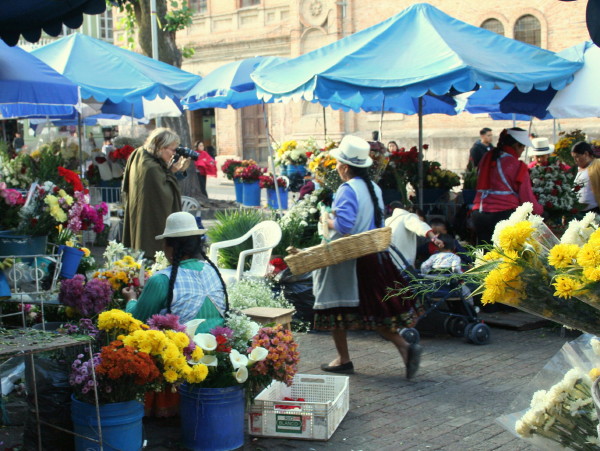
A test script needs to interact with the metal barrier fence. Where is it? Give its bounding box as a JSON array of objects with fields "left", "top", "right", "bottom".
[{"left": 89, "top": 186, "right": 121, "bottom": 204}]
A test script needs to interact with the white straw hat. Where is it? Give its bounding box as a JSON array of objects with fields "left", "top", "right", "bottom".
[
  {"left": 506, "top": 129, "right": 533, "bottom": 147},
  {"left": 155, "top": 211, "right": 206, "bottom": 240},
  {"left": 330, "top": 135, "right": 373, "bottom": 168},
  {"left": 528, "top": 137, "right": 555, "bottom": 156}
]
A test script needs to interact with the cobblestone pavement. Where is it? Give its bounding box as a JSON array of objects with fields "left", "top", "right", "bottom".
[{"left": 142, "top": 325, "right": 574, "bottom": 451}]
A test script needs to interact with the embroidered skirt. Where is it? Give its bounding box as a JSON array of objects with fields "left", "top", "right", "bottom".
[{"left": 314, "top": 251, "right": 423, "bottom": 331}]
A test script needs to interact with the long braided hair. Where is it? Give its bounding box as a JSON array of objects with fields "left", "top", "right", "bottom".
[
  {"left": 164, "top": 235, "right": 229, "bottom": 314},
  {"left": 347, "top": 165, "right": 383, "bottom": 227},
  {"left": 492, "top": 127, "right": 526, "bottom": 161}
]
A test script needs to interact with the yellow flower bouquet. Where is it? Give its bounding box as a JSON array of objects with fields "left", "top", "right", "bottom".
[{"left": 468, "top": 204, "right": 600, "bottom": 334}]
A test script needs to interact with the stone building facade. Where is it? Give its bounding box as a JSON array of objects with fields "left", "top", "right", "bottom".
[{"left": 171, "top": 0, "right": 598, "bottom": 171}]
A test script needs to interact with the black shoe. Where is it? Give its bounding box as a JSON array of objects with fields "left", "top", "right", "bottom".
[
  {"left": 320, "top": 361, "right": 354, "bottom": 374},
  {"left": 406, "top": 344, "right": 422, "bottom": 380}
]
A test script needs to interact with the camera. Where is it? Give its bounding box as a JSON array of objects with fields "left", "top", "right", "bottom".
[{"left": 174, "top": 146, "right": 199, "bottom": 161}]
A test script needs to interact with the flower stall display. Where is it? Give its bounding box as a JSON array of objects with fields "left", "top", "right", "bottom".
[
  {"left": 274, "top": 140, "right": 310, "bottom": 168},
  {"left": 93, "top": 248, "right": 148, "bottom": 306},
  {"left": 378, "top": 145, "right": 420, "bottom": 205},
  {"left": 554, "top": 129, "right": 600, "bottom": 167},
  {"left": 234, "top": 162, "right": 265, "bottom": 206},
  {"left": 307, "top": 141, "right": 342, "bottom": 192},
  {"left": 530, "top": 160, "right": 583, "bottom": 229},
  {"left": 0, "top": 182, "right": 25, "bottom": 231},
  {"left": 259, "top": 173, "right": 289, "bottom": 209},
  {"left": 497, "top": 334, "right": 600, "bottom": 450}
]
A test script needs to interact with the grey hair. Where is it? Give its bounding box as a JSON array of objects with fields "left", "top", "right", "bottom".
[{"left": 144, "top": 128, "right": 180, "bottom": 156}]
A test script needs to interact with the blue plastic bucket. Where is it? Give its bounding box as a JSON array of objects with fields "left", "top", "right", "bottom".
[
  {"left": 287, "top": 164, "right": 307, "bottom": 177},
  {"left": 58, "top": 245, "right": 84, "bottom": 279},
  {"left": 71, "top": 395, "right": 144, "bottom": 451},
  {"left": 242, "top": 181, "right": 261, "bottom": 207},
  {"left": 179, "top": 384, "right": 244, "bottom": 451},
  {"left": 267, "top": 188, "right": 288, "bottom": 209},
  {"left": 233, "top": 179, "right": 243, "bottom": 203}
]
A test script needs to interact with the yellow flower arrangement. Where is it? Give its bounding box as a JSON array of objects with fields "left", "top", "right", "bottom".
[{"left": 98, "top": 309, "right": 147, "bottom": 334}]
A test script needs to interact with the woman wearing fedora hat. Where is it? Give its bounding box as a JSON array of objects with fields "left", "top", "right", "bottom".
[
  {"left": 313, "top": 135, "right": 423, "bottom": 379},
  {"left": 527, "top": 137, "right": 556, "bottom": 169},
  {"left": 471, "top": 128, "right": 543, "bottom": 244},
  {"left": 122, "top": 212, "right": 227, "bottom": 332}
]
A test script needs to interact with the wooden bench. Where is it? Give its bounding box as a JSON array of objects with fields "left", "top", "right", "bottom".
[{"left": 240, "top": 307, "right": 296, "bottom": 330}]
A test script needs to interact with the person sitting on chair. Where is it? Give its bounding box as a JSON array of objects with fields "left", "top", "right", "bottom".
[{"left": 123, "top": 212, "right": 227, "bottom": 333}]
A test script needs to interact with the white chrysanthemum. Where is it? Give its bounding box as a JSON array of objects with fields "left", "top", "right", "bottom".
[
  {"left": 249, "top": 347, "right": 268, "bottom": 363},
  {"left": 234, "top": 365, "right": 248, "bottom": 383},
  {"left": 580, "top": 211, "right": 597, "bottom": 229},
  {"left": 515, "top": 419, "right": 533, "bottom": 438},
  {"left": 530, "top": 390, "right": 548, "bottom": 408},
  {"left": 229, "top": 349, "right": 249, "bottom": 369},
  {"left": 561, "top": 218, "right": 582, "bottom": 244},
  {"left": 512, "top": 202, "right": 533, "bottom": 222},
  {"left": 193, "top": 333, "right": 217, "bottom": 351},
  {"left": 563, "top": 368, "right": 584, "bottom": 389},
  {"left": 591, "top": 338, "right": 600, "bottom": 356}
]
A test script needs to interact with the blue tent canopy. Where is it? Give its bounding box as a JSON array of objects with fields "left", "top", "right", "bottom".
[
  {"left": 32, "top": 33, "right": 201, "bottom": 103},
  {"left": 252, "top": 3, "right": 582, "bottom": 111},
  {"left": 0, "top": 40, "right": 79, "bottom": 118},
  {"left": 182, "top": 56, "right": 284, "bottom": 110}
]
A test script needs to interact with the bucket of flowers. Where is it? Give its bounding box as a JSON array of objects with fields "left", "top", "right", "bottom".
[
  {"left": 378, "top": 145, "right": 420, "bottom": 206},
  {"left": 234, "top": 163, "right": 265, "bottom": 207},
  {"left": 419, "top": 160, "right": 461, "bottom": 204},
  {"left": 259, "top": 174, "right": 289, "bottom": 209}
]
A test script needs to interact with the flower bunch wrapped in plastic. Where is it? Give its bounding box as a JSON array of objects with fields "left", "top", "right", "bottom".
[
  {"left": 0, "top": 181, "right": 26, "bottom": 230},
  {"left": 247, "top": 325, "right": 299, "bottom": 387},
  {"left": 94, "top": 246, "right": 148, "bottom": 296},
  {"left": 467, "top": 204, "right": 600, "bottom": 334},
  {"left": 498, "top": 334, "right": 600, "bottom": 450},
  {"left": 422, "top": 160, "right": 461, "bottom": 190},
  {"left": 307, "top": 141, "right": 342, "bottom": 192},
  {"left": 547, "top": 213, "right": 600, "bottom": 308},
  {"left": 59, "top": 274, "right": 113, "bottom": 318},
  {"left": 185, "top": 326, "right": 269, "bottom": 389},
  {"left": 109, "top": 145, "right": 135, "bottom": 163}
]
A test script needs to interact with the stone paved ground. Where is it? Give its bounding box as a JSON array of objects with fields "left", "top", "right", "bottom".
[{"left": 141, "top": 325, "right": 574, "bottom": 451}]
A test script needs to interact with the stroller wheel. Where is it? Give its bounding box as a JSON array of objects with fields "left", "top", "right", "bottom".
[
  {"left": 468, "top": 323, "right": 491, "bottom": 345},
  {"left": 444, "top": 317, "right": 467, "bottom": 338},
  {"left": 464, "top": 323, "right": 476, "bottom": 343},
  {"left": 399, "top": 327, "right": 420, "bottom": 345}
]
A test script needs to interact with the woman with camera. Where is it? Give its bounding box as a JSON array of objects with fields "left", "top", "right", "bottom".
[{"left": 122, "top": 128, "right": 191, "bottom": 259}]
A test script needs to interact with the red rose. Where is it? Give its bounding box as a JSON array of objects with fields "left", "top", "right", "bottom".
[
  {"left": 545, "top": 201, "right": 553, "bottom": 208},
  {"left": 551, "top": 189, "right": 558, "bottom": 196},
  {"left": 555, "top": 180, "right": 562, "bottom": 186},
  {"left": 132, "top": 277, "right": 140, "bottom": 287},
  {"left": 423, "top": 144, "right": 429, "bottom": 150}
]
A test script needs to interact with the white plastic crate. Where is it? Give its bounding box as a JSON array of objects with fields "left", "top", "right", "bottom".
[{"left": 248, "top": 373, "right": 349, "bottom": 441}]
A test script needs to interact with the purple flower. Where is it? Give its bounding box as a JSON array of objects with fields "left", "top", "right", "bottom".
[
  {"left": 147, "top": 313, "right": 186, "bottom": 332},
  {"left": 75, "top": 376, "right": 83, "bottom": 384},
  {"left": 210, "top": 326, "right": 234, "bottom": 339}
]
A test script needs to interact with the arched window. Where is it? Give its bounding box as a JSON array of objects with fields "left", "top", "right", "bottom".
[
  {"left": 480, "top": 18, "right": 504, "bottom": 36},
  {"left": 514, "top": 15, "right": 541, "bottom": 47}
]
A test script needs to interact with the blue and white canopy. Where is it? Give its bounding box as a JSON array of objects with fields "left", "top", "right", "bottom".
[
  {"left": 32, "top": 33, "right": 200, "bottom": 104},
  {"left": 0, "top": 40, "right": 79, "bottom": 118},
  {"left": 252, "top": 3, "right": 582, "bottom": 113}
]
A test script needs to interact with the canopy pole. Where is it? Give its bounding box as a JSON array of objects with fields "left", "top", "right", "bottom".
[
  {"left": 322, "top": 107, "right": 327, "bottom": 140},
  {"left": 150, "top": 0, "right": 161, "bottom": 128},
  {"left": 131, "top": 104, "right": 135, "bottom": 134},
  {"left": 418, "top": 97, "right": 423, "bottom": 210},
  {"left": 1, "top": 121, "right": 6, "bottom": 142},
  {"left": 378, "top": 97, "right": 385, "bottom": 142},
  {"left": 262, "top": 102, "right": 282, "bottom": 212},
  {"left": 512, "top": 113, "right": 516, "bottom": 128},
  {"left": 524, "top": 117, "right": 534, "bottom": 163},
  {"left": 78, "top": 112, "right": 84, "bottom": 177},
  {"left": 553, "top": 118, "right": 557, "bottom": 144}
]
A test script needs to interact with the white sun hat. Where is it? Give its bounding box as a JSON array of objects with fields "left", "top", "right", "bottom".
[
  {"left": 528, "top": 137, "right": 555, "bottom": 156},
  {"left": 330, "top": 135, "right": 373, "bottom": 168},
  {"left": 155, "top": 211, "right": 206, "bottom": 240},
  {"left": 506, "top": 129, "right": 534, "bottom": 147}
]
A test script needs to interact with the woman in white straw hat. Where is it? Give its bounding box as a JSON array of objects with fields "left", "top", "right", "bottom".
[
  {"left": 313, "top": 135, "right": 423, "bottom": 379},
  {"left": 122, "top": 212, "right": 227, "bottom": 331},
  {"left": 471, "top": 127, "right": 543, "bottom": 244},
  {"left": 527, "top": 137, "right": 555, "bottom": 169}
]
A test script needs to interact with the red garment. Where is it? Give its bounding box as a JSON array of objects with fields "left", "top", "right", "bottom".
[
  {"left": 194, "top": 150, "right": 217, "bottom": 177},
  {"left": 473, "top": 145, "right": 542, "bottom": 215}
]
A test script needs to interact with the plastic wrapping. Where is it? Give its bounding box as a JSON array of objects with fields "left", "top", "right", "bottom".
[
  {"left": 497, "top": 334, "right": 600, "bottom": 450},
  {"left": 276, "top": 269, "right": 315, "bottom": 322}
]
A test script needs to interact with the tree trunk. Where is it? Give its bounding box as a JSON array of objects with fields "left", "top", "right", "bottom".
[{"left": 133, "top": 0, "right": 193, "bottom": 190}]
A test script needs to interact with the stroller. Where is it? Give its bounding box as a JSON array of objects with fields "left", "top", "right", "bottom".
[{"left": 388, "top": 245, "right": 491, "bottom": 345}]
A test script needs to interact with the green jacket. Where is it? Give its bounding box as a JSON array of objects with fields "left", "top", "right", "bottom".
[{"left": 122, "top": 147, "right": 182, "bottom": 259}]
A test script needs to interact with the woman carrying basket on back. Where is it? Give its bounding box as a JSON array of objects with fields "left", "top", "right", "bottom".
[{"left": 313, "top": 135, "right": 423, "bottom": 379}]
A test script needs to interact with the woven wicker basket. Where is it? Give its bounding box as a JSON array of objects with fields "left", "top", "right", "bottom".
[{"left": 284, "top": 227, "right": 392, "bottom": 275}]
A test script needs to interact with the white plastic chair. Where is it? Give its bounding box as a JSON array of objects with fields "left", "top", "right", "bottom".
[
  {"left": 209, "top": 220, "right": 282, "bottom": 285},
  {"left": 181, "top": 196, "right": 200, "bottom": 216}
]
